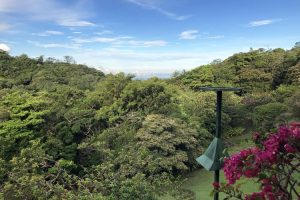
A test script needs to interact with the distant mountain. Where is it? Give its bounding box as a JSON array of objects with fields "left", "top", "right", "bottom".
[{"left": 133, "top": 72, "right": 171, "bottom": 80}]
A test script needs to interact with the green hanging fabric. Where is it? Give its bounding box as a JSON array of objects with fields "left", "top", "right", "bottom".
[{"left": 196, "top": 137, "right": 228, "bottom": 171}]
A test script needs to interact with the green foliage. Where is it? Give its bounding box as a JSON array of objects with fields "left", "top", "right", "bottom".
[
  {"left": 109, "top": 173, "right": 157, "bottom": 200},
  {"left": 176, "top": 48, "right": 300, "bottom": 93},
  {"left": 272, "top": 84, "right": 299, "bottom": 102},
  {"left": 286, "top": 61, "right": 300, "bottom": 84},
  {"left": 96, "top": 78, "right": 179, "bottom": 125},
  {"left": 3, "top": 140, "right": 50, "bottom": 199},
  {"left": 78, "top": 118, "right": 138, "bottom": 167},
  {"left": 0, "top": 47, "right": 299, "bottom": 199},
  {"left": 120, "top": 79, "right": 176, "bottom": 115},
  {"left": 0, "top": 52, "right": 104, "bottom": 91},
  {"left": 252, "top": 102, "right": 288, "bottom": 131},
  {"left": 134, "top": 114, "right": 201, "bottom": 174},
  {"left": 180, "top": 65, "right": 215, "bottom": 88},
  {"left": 285, "top": 89, "right": 300, "bottom": 118},
  {"left": 224, "top": 127, "right": 245, "bottom": 138},
  {"left": 0, "top": 91, "right": 50, "bottom": 160}
]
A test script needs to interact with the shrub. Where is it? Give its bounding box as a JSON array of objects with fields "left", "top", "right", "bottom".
[
  {"left": 252, "top": 102, "right": 288, "bottom": 131},
  {"left": 215, "top": 122, "right": 300, "bottom": 200}
]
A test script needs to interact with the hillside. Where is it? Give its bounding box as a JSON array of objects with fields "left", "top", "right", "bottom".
[
  {"left": 0, "top": 53, "right": 105, "bottom": 91},
  {"left": 172, "top": 47, "right": 300, "bottom": 93},
  {"left": 0, "top": 47, "right": 299, "bottom": 199}
]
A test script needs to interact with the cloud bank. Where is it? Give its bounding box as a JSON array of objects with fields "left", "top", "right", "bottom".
[{"left": 0, "top": 43, "right": 10, "bottom": 52}]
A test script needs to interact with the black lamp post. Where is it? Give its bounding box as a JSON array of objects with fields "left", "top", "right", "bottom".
[{"left": 196, "top": 87, "right": 241, "bottom": 200}]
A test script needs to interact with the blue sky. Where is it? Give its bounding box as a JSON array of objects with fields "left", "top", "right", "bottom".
[{"left": 1, "top": 0, "right": 300, "bottom": 77}]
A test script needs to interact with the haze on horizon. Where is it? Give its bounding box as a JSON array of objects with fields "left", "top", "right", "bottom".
[{"left": 1, "top": 0, "right": 300, "bottom": 78}]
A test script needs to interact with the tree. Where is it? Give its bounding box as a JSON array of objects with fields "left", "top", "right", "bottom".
[
  {"left": 63, "top": 56, "right": 76, "bottom": 64},
  {"left": 0, "top": 91, "right": 50, "bottom": 160},
  {"left": 120, "top": 80, "right": 174, "bottom": 115},
  {"left": 286, "top": 62, "right": 300, "bottom": 84},
  {"left": 36, "top": 55, "right": 44, "bottom": 64},
  {"left": 181, "top": 65, "right": 215, "bottom": 89},
  {"left": 210, "top": 59, "right": 222, "bottom": 65},
  {"left": 130, "top": 114, "right": 201, "bottom": 175},
  {"left": 294, "top": 42, "right": 300, "bottom": 49},
  {"left": 171, "top": 70, "right": 185, "bottom": 78},
  {"left": 252, "top": 102, "right": 288, "bottom": 132},
  {"left": 95, "top": 78, "right": 179, "bottom": 125}
]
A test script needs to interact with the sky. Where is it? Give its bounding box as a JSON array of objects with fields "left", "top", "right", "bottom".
[{"left": 1, "top": 0, "right": 300, "bottom": 78}]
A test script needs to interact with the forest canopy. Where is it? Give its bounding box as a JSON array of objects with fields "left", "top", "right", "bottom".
[{"left": 0, "top": 45, "right": 299, "bottom": 199}]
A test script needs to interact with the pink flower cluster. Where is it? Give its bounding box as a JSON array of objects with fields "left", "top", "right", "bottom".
[
  {"left": 245, "top": 192, "right": 265, "bottom": 200},
  {"left": 224, "top": 122, "right": 300, "bottom": 185},
  {"left": 223, "top": 122, "right": 300, "bottom": 199},
  {"left": 245, "top": 182, "right": 287, "bottom": 200},
  {"left": 223, "top": 147, "right": 259, "bottom": 184}
]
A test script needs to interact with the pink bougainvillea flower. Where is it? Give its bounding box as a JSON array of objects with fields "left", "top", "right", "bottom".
[
  {"left": 245, "top": 192, "right": 266, "bottom": 200},
  {"left": 223, "top": 122, "right": 300, "bottom": 200},
  {"left": 284, "top": 144, "right": 296, "bottom": 153},
  {"left": 212, "top": 182, "right": 220, "bottom": 189}
]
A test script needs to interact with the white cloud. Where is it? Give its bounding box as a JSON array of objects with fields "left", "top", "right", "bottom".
[
  {"left": 33, "top": 30, "right": 64, "bottom": 36},
  {"left": 203, "top": 35, "right": 224, "bottom": 39},
  {"left": 0, "top": 0, "right": 95, "bottom": 27},
  {"left": 179, "top": 30, "right": 199, "bottom": 40},
  {"left": 0, "top": 0, "right": 21, "bottom": 12},
  {"left": 248, "top": 19, "right": 281, "bottom": 27},
  {"left": 0, "top": 43, "right": 10, "bottom": 51},
  {"left": 73, "top": 48, "right": 233, "bottom": 74},
  {"left": 179, "top": 31, "right": 224, "bottom": 40},
  {"left": 45, "top": 30, "right": 63, "bottom": 35},
  {"left": 0, "top": 23, "right": 12, "bottom": 31},
  {"left": 71, "top": 36, "right": 166, "bottom": 47},
  {"left": 94, "top": 37, "right": 119, "bottom": 43},
  {"left": 94, "top": 30, "right": 113, "bottom": 35},
  {"left": 57, "top": 19, "right": 95, "bottom": 27},
  {"left": 27, "top": 40, "right": 80, "bottom": 49},
  {"left": 72, "top": 37, "right": 119, "bottom": 44},
  {"left": 126, "top": 0, "right": 191, "bottom": 20},
  {"left": 127, "top": 40, "right": 167, "bottom": 47}
]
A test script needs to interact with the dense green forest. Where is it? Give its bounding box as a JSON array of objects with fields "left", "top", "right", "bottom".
[{"left": 0, "top": 45, "right": 300, "bottom": 199}]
